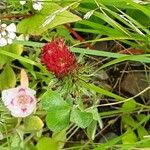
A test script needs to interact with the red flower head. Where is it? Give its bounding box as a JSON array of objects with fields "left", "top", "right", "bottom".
[{"left": 41, "top": 37, "right": 77, "bottom": 78}]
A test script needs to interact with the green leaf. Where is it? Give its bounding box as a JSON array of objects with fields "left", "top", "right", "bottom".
[
  {"left": 36, "top": 131, "right": 66, "bottom": 150},
  {"left": 0, "top": 44, "right": 23, "bottom": 69},
  {"left": 87, "top": 108, "right": 103, "bottom": 129},
  {"left": 127, "top": 8, "right": 150, "bottom": 27},
  {"left": 17, "top": 2, "right": 81, "bottom": 35},
  {"left": 137, "top": 125, "right": 148, "bottom": 140},
  {"left": 0, "top": 64, "right": 16, "bottom": 90},
  {"left": 46, "top": 106, "right": 70, "bottom": 132},
  {"left": 70, "top": 108, "right": 93, "bottom": 128},
  {"left": 136, "top": 114, "right": 147, "bottom": 122},
  {"left": 41, "top": 90, "right": 67, "bottom": 112},
  {"left": 94, "top": 134, "right": 121, "bottom": 150},
  {"left": 92, "top": 0, "right": 133, "bottom": 9},
  {"left": 122, "top": 128, "right": 137, "bottom": 144},
  {"left": 10, "top": 134, "right": 22, "bottom": 149},
  {"left": 87, "top": 120, "right": 97, "bottom": 140},
  {"left": 24, "top": 116, "right": 44, "bottom": 132},
  {"left": 122, "top": 100, "right": 137, "bottom": 112},
  {"left": 124, "top": 0, "right": 150, "bottom": 17},
  {"left": 26, "top": 144, "right": 37, "bottom": 150},
  {"left": 0, "top": 147, "right": 9, "bottom": 150},
  {"left": 36, "top": 137, "right": 59, "bottom": 150},
  {"left": 122, "top": 115, "right": 136, "bottom": 127},
  {"left": 41, "top": 90, "right": 71, "bottom": 132},
  {"left": 81, "top": 81, "right": 124, "bottom": 101},
  {"left": 52, "top": 129, "right": 66, "bottom": 149},
  {"left": 136, "top": 115, "right": 148, "bottom": 140}
]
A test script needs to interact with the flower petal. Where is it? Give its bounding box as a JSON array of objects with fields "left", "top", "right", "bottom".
[
  {"left": 25, "top": 87, "right": 36, "bottom": 96},
  {"left": 1, "top": 23, "right": 7, "bottom": 28},
  {"left": 7, "top": 38, "right": 13, "bottom": 44},
  {"left": 10, "top": 105, "right": 35, "bottom": 118},
  {"left": 0, "top": 38, "right": 7, "bottom": 47},
  {"left": 7, "top": 32, "right": 16, "bottom": 39},
  {"left": 1, "top": 88, "right": 18, "bottom": 106},
  {"left": 1, "top": 31, "right": 6, "bottom": 36},
  {"left": 6, "top": 23, "right": 16, "bottom": 32},
  {"left": 12, "top": 99, "right": 36, "bottom": 117}
]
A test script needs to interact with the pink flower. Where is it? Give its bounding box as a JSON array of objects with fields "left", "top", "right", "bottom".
[
  {"left": 2, "top": 86, "right": 36, "bottom": 118},
  {"left": 41, "top": 37, "right": 77, "bottom": 78}
]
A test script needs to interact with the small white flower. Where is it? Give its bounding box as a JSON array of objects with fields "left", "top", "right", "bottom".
[
  {"left": 33, "top": 3, "right": 42, "bottom": 11},
  {"left": 19, "top": 0, "right": 43, "bottom": 11},
  {"left": 2, "top": 86, "right": 36, "bottom": 118},
  {"left": 0, "top": 22, "right": 16, "bottom": 47},
  {"left": 20, "top": 0, "right": 27, "bottom": 5},
  {"left": 0, "top": 38, "right": 7, "bottom": 46},
  {"left": 32, "top": 0, "right": 43, "bottom": 11},
  {"left": 84, "top": 10, "right": 95, "bottom": 20}
]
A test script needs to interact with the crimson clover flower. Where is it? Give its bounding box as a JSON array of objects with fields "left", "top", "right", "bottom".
[
  {"left": 41, "top": 37, "right": 77, "bottom": 78},
  {"left": 2, "top": 86, "right": 36, "bottom": 118}
]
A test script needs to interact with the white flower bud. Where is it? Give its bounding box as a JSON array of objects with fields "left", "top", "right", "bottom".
[
  {"left": 33, "top": 3, "right": 42, "bottom": 11},
  {"left": 20, "top": 0, "right": 26, "bottom": 5}
]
